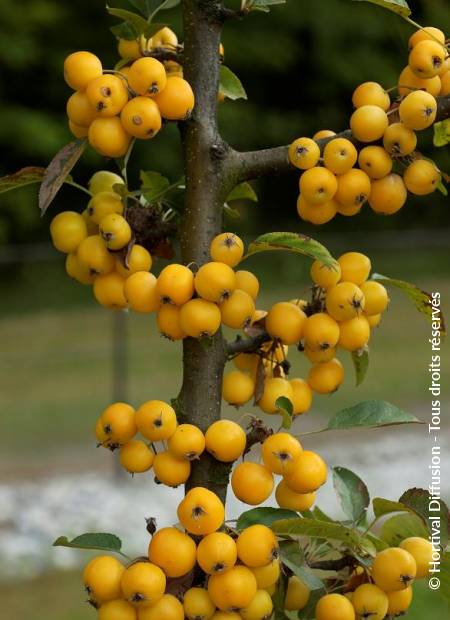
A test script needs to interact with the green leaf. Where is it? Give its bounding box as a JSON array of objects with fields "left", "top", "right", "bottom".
[
  {"left": 53, "top": 533, "right": 125, "bottom": 555},
  {"left": 433, "top": 119, "right": 450, "bottom": 147},
  {"left": 219, "top": 66, "right": 247, "bottom": 101},
  {"left": 298, "top": 588, "right": 327, "bottom": 620},
  {"left": 351, "top": 348, "right": 369, "bottom": 387},
  {"left": 272, "top": 518, "right": 373, "bottom": 555},
  {"left": 110, "top": 21, "right": 139, "bottom": 40},
  {"left": 272, "top": 573, "right": 290, "bottom": 620},
  {"left": 279, "top": 540, "right": 325, "bottom": 590},
  {"left": 140, "top": 170, "right": 170, "bottom": 202},
  {"left": 332, "top": 466, "right": 370, "bottom": 523},
  {"left": 227, "top": 182, "right": 258, "bottom": 203},
  {"left": 237, "top": 507, "right": 298, "bottom": 530},
  {"left": 244, "top": 232, "right": 338, "bottom": 269},
  {"left": 400, "top": 488, "right": 450, "bottom": 548},
  {"left": 276, "top": 396, "right": 294, "bottom": 429},
  {"left": 106, "top": 6, "right": 165, "bottom": 37},
  {"left": 223, "top": 204, "right": 241, "bottom": 220},
  {"left": 311, "top": 506, "right": 334, "bottom": 523},
  {"left": 437, "top": 181, "right": 448, "bottom": 196},
  {"left": 249, "top": 0, "right": 286, "bottom": 12},
  {"left": 0, "top": 166, "right": 45, "bottom": 194},
  {"left": 381, "top": 513, "right": 429, "bottom": 546},
  {"left": 373, "top": 497, "right": 410, "bottom": 519},
  {"left": 371, "top": 273, "right": 446, "bottom": 336},
  {"left": 351, "top": 0, "right": 411, "bottom": 17},
  {"left": 327, "top": 400, "right": 422, "bottom": 431},
  {"left": 39, "top": 139, "right": 87, "bottom": 215}
]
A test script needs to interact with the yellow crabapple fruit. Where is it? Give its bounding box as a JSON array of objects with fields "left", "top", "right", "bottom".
[
  {"left": 400, "top": 537, "right": 434, "bottom": 578},
  {"left": 398, "top": 65, "right": 442, "bottom": 97},
  {"left": 297, "top": 195, "right": 337, "bottom": 225},
  {"left": 65, "top": 253, "right": 96, "bottom": 285},
  {"left": 440, "top": 70, "right": 450, "bottom": 95},
  {"left": 117, "top": 38, "right": 142, "bottom": 60},
  {"left": 338, "top": 315, "right": 370, "bottom": 351},
  {"left": 135, "top": 400, "right": 177, "bottom": 441},
  {"left": 335, "top": 168, "right": 371, "bottom": 209},
  {"left": 50, "top": 211, "right": 87, "bottom": 253},
  {"left": 403, "top": 159, "right": 441, "bottom": 195},
  {"left": 120, "top": 562, "right": 166, "bottom": 607},
  {"left": 156, "top": 263, "right": 195, "bottom": 306},
  {"left": 222, "top": 370, "right": 255, "bottom": 406},
  {"left": 387, "top": 586, "right": 413, "bottom": 616},
  {"left": 231, "top": 462, "right": 274, "bottom": 505},
  {"left": 325, "top": 281, "right": 365, "bottom": 321},
  {"left": 250, "top": 560, "right": 280, "bottom": 589},
  {"left": 88, "top": 117, "right": 131, "bottom": 158},
  {"left": 69, "top": 120, "right": 89, "bottom": 138},
  {"left": 77, "top": 235, "right": 115, "bottom": 275},
  {"left": 153, "top": 450, "right": 191, "bottom": 487},
  {"left": 138, "top": 594, "right": 184, "bottom": 620},
  {"left": 93, "top": 271, "right": 128, "bottom": 309},
  {"left": 120, "top": 440, "right": 154, "bottom": 473},
  {"left": 183, "top": 587, "right": 216, "bottom": 620},
  {"left": 275, "top": 479, "right": 316, "bottom": 512},
  {"left": 289, "top": 378, "right": 313, "bottom": 415},
  {"left": 358, "top": 145, "right": 393, "bottom": 179},
  {"left": 66, "top": 90, "right": 97, "bottom": 126},
  {"left": 210, "top": 233, "right": 244, "bottom": 267},
  {"left": 304, "top": 345, "right": 336, "bottom": 363},
  {"left": 261, "top": 432, "right": 302, "bottom": 475},
  {"left": 285, "top": 576, "right": 310, "bottom": 611},
  {"left": 89, "top": 170, "right": 125, "bottom": 195},
  {"left": 323, "top": 138, "right": 358, "bottom": 174},
  {"left": 299, "top": 167, "right": 338, "bottom": 205},
  {"left": 153, "top": 76, "right": 195, "bottom": 120},
  {"left": 303, "top": 312, "right": 340, "bottom": 351},
  {"left": 310, "top": 259, "right": 341, "bottom": 289},
  {"left": 208, "top": 566, "right": 257, "bottom": 612},
  {"left": 148, "top": 527, "right": 197, "bottom": 578},
  {"left": 234, "top": 353, "right": 259, "bottom": 375},
  {"left": 409, "top": 26, "right": 446, "bottom": 49},
  {"left": 168, "top": 423, "right": 205, "bottom": 460},
  {"left": 195, "top": 261, "right": 236, "bottom": 303},
  {"left": 367, "top": 313, "right": 381, "bottom": 328},
  {"left": 196, "top": 532, "right": 238, "bottom": 575},
  {"left": 87, "top": 191, "right": 124, "bottom": 224},
  {"left": 368, "top": 173, "right": 407, "bottom": 215},
  {"left": 235, "top": 270, "right": 259, "bottom": 300},
  {"left": 313, "top": 129, "right": 336, "bottom": 140},
  {"left": 283, "top": 450, "right": 327, "bottom": 493},
  {"left": 151, "top": 27, "right": 178, "bottom": 50},
  {"left": 86, "top": 75, "right": 129, "bottom": 117},
  {"left": 266, "top": 301, "right": 306, "bottom": 345},
  {"left": 336, "top": 201, "right": 362, "bottom": 217},
  {"left": 179, "top": 298, "right": 222, "bottom": 338},
  {"left": 99, "top": 213, "right": 132, "bottom": 250},
  {"left": 399, "top": 90, "right": 437, "bottom": 130},
  {"left": 360, "top": 281, "right": 389, "bottom": 315},
  {"left": 120, "top": 97, "right": 162, "bottom": 139},
  {"left": 178, "top": 487, "right": 225, "bottom": 535},
  {"left": 240, "top": 589, "right": 273, "bottom": 620},
  {"left": 408, "top": 39, "right": 446, "bottom": 78},
  {"left": 383, "top": 122, "right": 417, "bottom": 157},
  {"left": 124, "top": 272, "right": 159, "bottom": 313},
  {"left": 83, "top": 555, "right": 124, "bottom": 604},
  {"left": 257, "top": 377, "right": 294, "bottom": 415},
  {"left": 64, "top": 51, "right": 102, "bottom": 91},
  {"left": 288, "top": 137, "right": 320, "bottom": 170},
  {"left": 352, "top": 584, "right": 388, "bottom": 620},
  {"left": 307, "top": 358, "right": 344, "bottom": 394},
  {"left": 372, "top": 547, "right": 417, "bottom": 593},
  {"left": 128, "top": 57, "right": 167, "bottom": 95},
  {"left": 157, "top": 304, "right": 186, "bottom": 340},
  {"left": 352, "top": 81, "right": 390, "bottom": 111},
  {"left": 116, "top": 245, "right": 152, "bottom": 277},
  {"left": 315, "top": 594, "right": 355, "bottom": 620},
  {"left": 205, "top": 419, "right": 246, "bottom": 462},
  {"left": 337, "top": 252, "right": 371, "bottom": 285},
  {"left": 220, "top": 289, "right": 255, "bottom": 330},
  {"left": 98, "top": 599, "right": 136, "bottom": 620},
  {"left": 350, "top": 105, "right": 388, "bottom": 142}
]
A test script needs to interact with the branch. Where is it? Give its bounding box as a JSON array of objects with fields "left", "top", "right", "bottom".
[
  {"left": 228, "top": 94, "right": 450, "bottom": 183},
  {"left": 227, "top": 332, "right": 272, "bottom": 355},
  {"left": 143, "top": 47, "right": 182, "bottom": 63},
  {"left": 308, "top": 555, "right": 355, "bottom": 571}
]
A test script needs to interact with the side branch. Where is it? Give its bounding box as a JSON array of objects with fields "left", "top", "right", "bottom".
[
  {"left": 227, "top": 332, "right": 272, "bottom": 355},
  {"left": 227, "top": 94, "right": 450, "bottom": 184}
]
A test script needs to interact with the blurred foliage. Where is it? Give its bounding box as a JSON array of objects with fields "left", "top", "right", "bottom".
[{"left": 0, "top": 0, "right": 449, "bottom": 246}]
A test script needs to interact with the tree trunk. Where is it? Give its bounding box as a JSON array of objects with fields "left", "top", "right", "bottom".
[{"left": 176, "top": 0, "right": 232, "bottom": 502}]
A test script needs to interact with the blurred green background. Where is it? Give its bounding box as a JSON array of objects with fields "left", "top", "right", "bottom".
[{"left": 1, "top": 0, "right": 449, "bottom": 618}]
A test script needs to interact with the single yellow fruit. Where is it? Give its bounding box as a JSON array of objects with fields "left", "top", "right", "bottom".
[
  {"left": 197, "top": 531, "right": 238, "bottom": 575},
  {"left": 128, "top": 57, "right": 167, "bottom": 96},
  {"left": 222, "top": 370, "right": 255, "bottom": 406},
  {"left": 148, "top": 527, "right": 197, "bottom": 578},
  {"left": 326, "top": 281, "right": 365, "bottom": 321},
  {"left": 257, "top": 377, "right": 294, "bottom": 415},
  {"left": 315, "top": 594, "right": 355, "bottom": 620},
  {"left": 358, "top": 145, "right": 393, "bottom": 179},
  {"left": 120, "top": 440, "right": 154, "bottom": 473},
  {"left": 400, "top": 537, "right": 434, "bottom": 578},
  {"left": 352, "top": 584, "right": 388, "bottom": 620},
  {"left": 323, "top": 138, "right": 358, "bottom": 174},
  {"left": 86, "top": 75, "right": 129, "bottom": 117},
  {"left": 87, "top": 191, "right": 124, "bottom": 225},
  {"left": 135, "top": 400, "right": 177, "bottom": 441},
  {"left": 352, "top": 81, "right": 390, "bottom": 110},
  {"left": 350, "top": 105, "right": 388, "bottom": 142},
  {"left": 220, "top": 289, "right": 255, "bottom": 330},
  {"left": 99, "top": 213, "right": 132, "bottom": 250},
  {"left": 65, "top": 252, "right": 96, "bottom": 285},
  {"left": 178, "top": 487, "right": 225, "bottom": 535},
  {"left": 205, "top": 420, "right": 247, "bottom": 462},
  {"left": 289, "top": 137, "right": 321, "bottom": 170},
  {"left": 138, "top": 594, "right": 184, "bottom": 620},
  {"left": 208, "top": 566, "right": 257, "bottom": 612},
  {"left": 235, "top": 270, "right": 259, "bottom": 300},
  {"left": 83, "top": 556, "right": 125, "bottom": 604},
  {"left": 50, "top": 211, "right": 87, "bottom": 253},
  {"left": 88, "top": 117, "right": 131, "bottom": 158},
  {"left": 116, "top": 245, "right": 152, "bottom": 276},
  {"left": 231, "top": 462, "right": 274, "bottom": 505},
  {"left": 250, "top": 560, "right": 280, "bottom": 589},
  {"left": 120, "top": 561, "right": 166, "bottom": 607},
  {"left": 120, "top": 97, "right": 162, "bottom": 139},
  {"left": 210, "top": 233, "right": 244, "bottom": 267},
  {"left": 387, "top": 586, "right": 413, "bottom": 616},
  {"left": 372, "top": 547, "right": 417, "bottom": 593},
  {"left": 275, "top": 479, "right": 316, "bottom": 512},
  {"left": 303, "top": 312, "right": 340, "bottom": 351},
  {"left": 64, "top": 51, "right": 102, "bottom": 91},
  {"left": 157, "top": 304, "right": 187, "bottom": 340},
  {"left": 179, "top": 298, "right": 222, "bottom": 338},
  {"left": 154, "top": 76, "right": 195, "bottom": 120},
  {"left": 240, "top": 589, "right": 273, "bottom": 620},
  {"left": 360, "top": 281, "right": 389, "bottom": 315},
  {"left": 399, "top": 90, "right": 437, "bottom": 130},
  {"left": 289, "top": 378, "right": 313, "bottom": 415},
  {"left": 266, "top": 302, "right": 306, "bottom": 345},
  {"left": 409, "top": 26, "right": 446, "bottom": 49},
  {"left": 338, "top": 315, "right": 370, "bottom": 351},
  {"left": 335, "top": 169, "right": 371, "bottom": 209},
  {"left": 93, "top": 271, "right": 128, "bottom": 309},
  {"left": 183, "top": 587, "right": 216, "bottom": 620},
  {"left": 66, "top": 90, "right": 97, "bottom": 126},
  {"left": 297, "top": 195, "right": 337, "bottom": 225},
  {"left": 285, "top": 575, "right": 310, "bottom": 611},
  {"left": 408, "top": 39, "right": 446, "bottom": 78},
  {"left": 89, "top": 171, "right": 125, "bottom": 195},
  {"left": 283, "top": 450, "right": 327, "bottom": 494},
  {"left": 403, "top": 159, "right": 441, "bottom": 195},
  {"left": 157, "top": 263, "right": 195, "bottom": 305},
  {"left": 310, "top": 259, "right": 341, "bottom": 289},
  {"left": 124, "top": 272, "right": 159, "bottom": 313},
  {"left": 261, "top": 432, "right": 302, "bottom": 475},
  {"left": 77, "top": 234, "right": 115, "bottom": 275},
  {"left": 299, "top": 167, "right": 338, "bottom": 205},
  {"left": 168, "top": 423, "right": 206, "bottom": 460},
  {"left": 398, "top": 65, "right": 442, "bottom": 97},
  {"left": 99, "top": 402, "right": 137, "bottom": 446},
  {"left": 195, "top": 261, "right": 237, "bottom": 303},
  {"left": 153, "top": 450, "right": 191, "bottom": 487},
  {"left": 383, "top": 122, "right": 417, "bottom": 157},
  {"left": 368, "top": 173, "right": 407, "bottom": 215},
  {"left": 98, "top": 599, "right": 136, "bottom": 620}
]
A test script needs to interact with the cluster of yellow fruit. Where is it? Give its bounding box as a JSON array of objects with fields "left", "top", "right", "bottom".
[
  {"left": 95, "top": 395, "right": 327, "bottom": 510},
  {"left": 224, "top": 250, "right": 389, "bottom": 418},
  {"left": 290, "top": 25, "right": 448, "bottom": 224},
  {"left": 64, "top": 30, "right": 194, "bottom": 158},
  {"left": 314, "top": 538, "right": 434, "bottom": 620}
]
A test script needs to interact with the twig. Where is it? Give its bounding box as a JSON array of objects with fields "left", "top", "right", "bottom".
[{"left": 227, "top": 332, "right": 271, "bottom": 355}]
